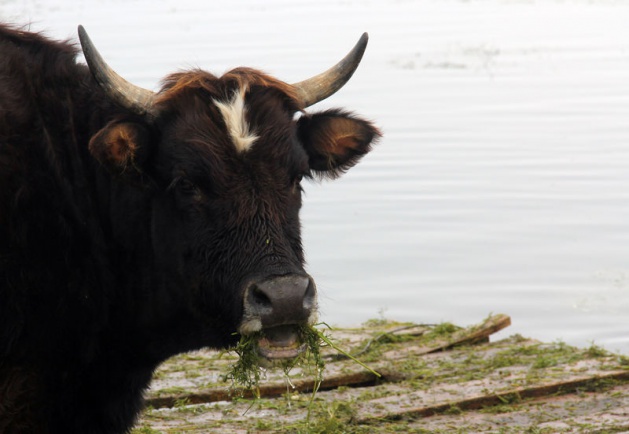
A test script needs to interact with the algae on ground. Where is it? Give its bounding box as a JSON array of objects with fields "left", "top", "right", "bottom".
[{"left": 136, "top": 318, "right": 629, "bottom": 434}]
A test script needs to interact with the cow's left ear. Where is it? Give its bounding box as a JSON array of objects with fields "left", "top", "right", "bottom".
[
  {"left": 297, "top": 109, "right": 381, "bottom": 179},
  {"left": 89, "top": 121, "right": 151, "bottom": 177}
]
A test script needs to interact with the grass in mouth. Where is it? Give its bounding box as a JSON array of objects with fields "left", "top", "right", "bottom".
[{"left": 223, "top": 323, "right": 380, "bottom": 400}]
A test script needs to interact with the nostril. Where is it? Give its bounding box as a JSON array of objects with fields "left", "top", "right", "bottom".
[
  {"left": 303, "top": 279, "right": 316, "bottom": 310},
  {"left": 250, "top": 286, "right": 273, "bottom": 310}
]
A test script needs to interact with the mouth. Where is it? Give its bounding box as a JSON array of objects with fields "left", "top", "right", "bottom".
[{"left": 255, "top": 325, "right": 307, "bottom": 361}]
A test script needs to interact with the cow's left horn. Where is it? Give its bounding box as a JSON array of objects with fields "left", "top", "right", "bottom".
[
  {"left": 292, "top": 33, "right": 369, "bottom": 108},
  {"left": 78, "top": 26, "right": 156, "bottom": 117}
]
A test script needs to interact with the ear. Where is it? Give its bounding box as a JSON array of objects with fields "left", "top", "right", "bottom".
[
  {"left": 89, "top": 121, "right": 151, "bottom": 177},
  {"left": 297, "top": 109, "right": 381, "bottom": 179}
]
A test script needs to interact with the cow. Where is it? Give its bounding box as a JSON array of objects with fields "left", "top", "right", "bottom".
[{"left": 0, "top": 24, "right": 379, "bottom": 433}]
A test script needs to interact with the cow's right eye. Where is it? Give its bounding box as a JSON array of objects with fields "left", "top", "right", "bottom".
[
  {"left": 176, "top": 178, "right": 201, "bottom": 198},
  {"left": 178, "top": 178, "right": 195, "bottom": 192},
  {"left": 168, "top": 177, "right": 201, "bottom": 197}
]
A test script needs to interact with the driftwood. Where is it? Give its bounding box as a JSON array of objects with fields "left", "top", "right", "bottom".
[
  {"left": 135, "top": 314, "right": 629, "bottom": 433},
  {"left": 146, "top": 314, "right": 511, "bottom": 408},
  {"left": 354, "top": 364, "right": 629, "bottom": 423}
]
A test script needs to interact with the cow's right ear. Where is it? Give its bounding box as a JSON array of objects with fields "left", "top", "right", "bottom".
[{"left": 89, "top": 121, "right": 151, "bottom": 177}]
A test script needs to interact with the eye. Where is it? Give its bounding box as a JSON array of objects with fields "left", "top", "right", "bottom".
[
  {"left": 291, "top": 174, "right": 305, "bottom": 193},
  {"left": 176, "top": 178, "right": 200, "bottom": 196},
  {"left": 292, "top": 173, "right": 306, "bottom": 188}
]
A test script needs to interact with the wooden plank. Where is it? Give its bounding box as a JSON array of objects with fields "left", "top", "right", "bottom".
[
  {"left": 135, "top": 318, "right": 629, "bottom": 433},
  {"left": 148, "top": 370, "right": 377, "bottom": 408},
  {"left": 354, "top": 367, "right": 629, "bottom": 423},
  {"left": 381, "top": 382, "right": 629, "bottom": 433},
  {"left": 137, "top": 377, "right": 629, "bottom": 433},
  {"left": 146, "top": 314, "right": 511, "bottom": 408},
  {"left": 380, "top": 313, "right": 511, "bottom": 361}
]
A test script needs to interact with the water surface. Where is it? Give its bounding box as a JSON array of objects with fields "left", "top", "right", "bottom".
[{"left": 3, "top": 0, "right": 629, "bottom": 353}]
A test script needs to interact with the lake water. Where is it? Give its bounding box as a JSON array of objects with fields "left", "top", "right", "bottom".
[{"left": 3, "top": 0, "right": 629, "bottom": 354}]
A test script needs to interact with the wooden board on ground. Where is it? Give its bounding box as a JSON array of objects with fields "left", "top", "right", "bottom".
[{"left": 133, "top": 314, "right": 629, "bottom": 433}]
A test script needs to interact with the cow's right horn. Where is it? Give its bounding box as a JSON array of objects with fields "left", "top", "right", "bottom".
[
  {"left": 78, "top": 25, "right": 157, "bottom": 117},
  {"left": 292, "top": 33, "right": 369, "bottom": 108}
]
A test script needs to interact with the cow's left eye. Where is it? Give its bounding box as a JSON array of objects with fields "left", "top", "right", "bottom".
[
  {"left": 292, "top": 174, "right": 304, "bottom": 193},
  {"left": 293, "top": 174, "right": 305, "bottom": 188}
]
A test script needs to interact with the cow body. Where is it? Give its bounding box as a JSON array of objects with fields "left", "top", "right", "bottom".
[{"left": 0, "top": 25, "right": 379, "bottom": 433}]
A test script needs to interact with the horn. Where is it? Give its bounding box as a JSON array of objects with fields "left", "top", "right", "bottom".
[
  {"left": 292, "top": 33, "right": 369, "bottom": 108},
  {"left": 78, "top": 25, "right": 156, "bottom": 117}
]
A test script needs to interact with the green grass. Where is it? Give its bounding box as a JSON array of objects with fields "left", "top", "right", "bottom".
[
  {"left": 222, "top": 323, "right": 379, "bottom": 402},
  {"left": 222, "top": 325, "right": 326, "bottom": 398},
  {"left": 138, "top": 318, "right": 629, "bottom": 433}
]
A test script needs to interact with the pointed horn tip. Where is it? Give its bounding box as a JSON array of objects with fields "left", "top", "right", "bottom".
[
  {"left": 77, "top": 25, "right": 87, "bottom": 43},
  {"left": 76, "top": 24, "right": 157, "bottom": 117},
  {"left": 354, "top": 32, "right": 369, "bottom": 60},
  {"left": 77, "top": 25, "right": 94, "bottom": 54},
  {"left": 351, "top": 32, "right": 369, "bottom": 57},
  {"left": 292, "top": 32, "right": 371, "bottom": 108}
]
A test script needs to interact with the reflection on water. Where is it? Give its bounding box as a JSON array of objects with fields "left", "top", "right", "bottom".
[{"left": 3, "top": 0, "right": 629, "bottom": 353}]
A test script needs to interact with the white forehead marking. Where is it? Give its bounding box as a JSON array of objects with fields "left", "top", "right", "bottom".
[{"left": 213, "top": 89, "right": 258, "bottom": 153}]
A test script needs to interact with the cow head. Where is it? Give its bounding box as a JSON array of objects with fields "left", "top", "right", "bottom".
[{"left": 80, "top": 27, "right": 380, "bottom": 362}]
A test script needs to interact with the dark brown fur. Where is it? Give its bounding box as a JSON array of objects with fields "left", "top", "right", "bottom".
[{"left": 0, "top": 24, "right": 380, "bottom": 433}]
